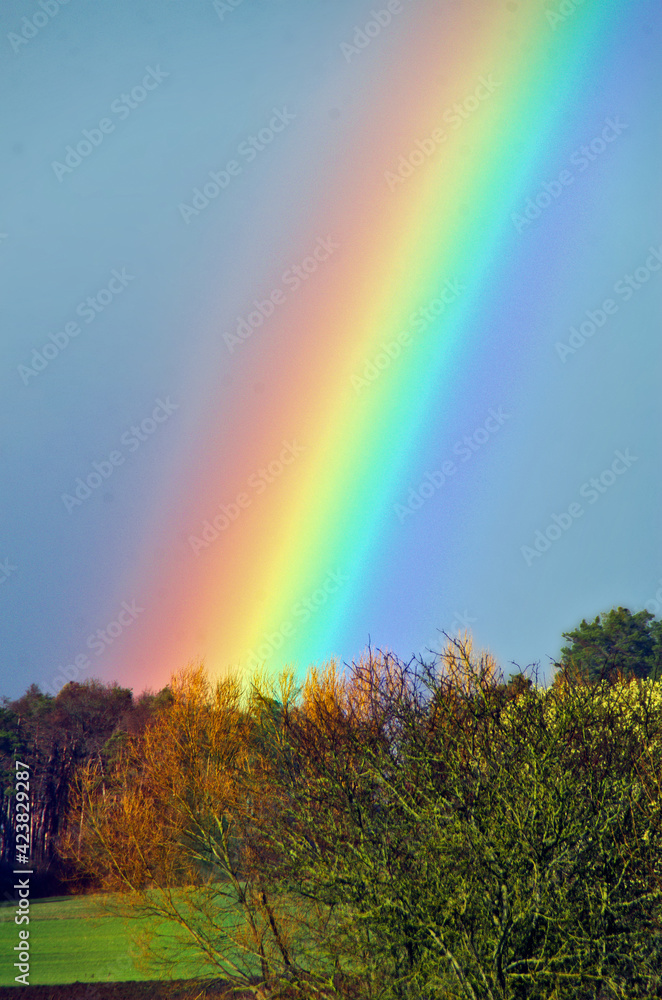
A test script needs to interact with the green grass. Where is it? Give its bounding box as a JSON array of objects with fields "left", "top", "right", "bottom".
[
  {"left": 0, "top": 888, "right": 328, "bottom": 987},
  {"left": 0, "top": 893, "right": 212, "bottom": 986}
]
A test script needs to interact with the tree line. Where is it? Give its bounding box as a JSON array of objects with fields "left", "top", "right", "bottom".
[
  {"left": 0, "top": 678, "right": 172, "bottom": 893},
  {"left": 1, "top": 605, "right": 662, "bottom": 997}
]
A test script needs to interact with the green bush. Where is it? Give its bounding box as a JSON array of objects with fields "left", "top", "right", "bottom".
[{"left": 256, "top": 642, "right": 662, "bottom": 998}]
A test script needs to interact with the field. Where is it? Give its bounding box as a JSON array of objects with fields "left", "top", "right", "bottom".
[{"left": 0, "top": 894, "right": 216, "bottom": 989}]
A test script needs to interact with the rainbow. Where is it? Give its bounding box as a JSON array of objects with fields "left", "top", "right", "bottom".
[{"left": 114, "top": 0, "right": 631, "bottom": 691}]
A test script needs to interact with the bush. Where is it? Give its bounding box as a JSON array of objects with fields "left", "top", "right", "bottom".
[{"left": 74, "top": 647, "right": 662, "bottom": 999}]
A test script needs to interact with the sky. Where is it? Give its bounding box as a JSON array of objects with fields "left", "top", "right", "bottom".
[{"left": 0, "top": 0, "right": 660, "bottom": 701}]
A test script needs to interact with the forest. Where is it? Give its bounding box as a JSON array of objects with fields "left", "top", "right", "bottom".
[{"left": 1, "top": 606, "right": 662, "bottom": 999}]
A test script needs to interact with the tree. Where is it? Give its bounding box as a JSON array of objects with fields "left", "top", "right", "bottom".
[
  {"left": 69, "top": 647, "right": 662, "bottom": 999},
  {"left": 70, "top": 665, "right": 336, "bottom": 999},
  {"left": 0, "top": 678, "right": 170, "bottom": 891},
  {"left": 555, "top": 607, "right": 662, "bottom": 683},
  {"left": 259, "top": 640, "right": 662, "bottom": 998}
]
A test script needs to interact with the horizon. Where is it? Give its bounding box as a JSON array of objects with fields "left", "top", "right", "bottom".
[{"left": 1, "top": 0, "right": 660, "bottom": 702}]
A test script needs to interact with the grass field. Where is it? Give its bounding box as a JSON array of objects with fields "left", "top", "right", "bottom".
[{"left": 0, "top": 894, "right": 213, "bottom": 986}]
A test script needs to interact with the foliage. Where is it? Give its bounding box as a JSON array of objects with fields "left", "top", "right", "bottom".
[
  {"left": 71, "top": 642, "right": 662, "bottom": 999},
  {"left": 4, "top": 608, "right": 662, "bottom": 996},
  {"left": 555, "top": 606, "right": 662, "bottom": 683},
  {"left": 257, "top": 641, "right": 662, "bottom": 998},
  {"left": 68, "top": 665, "right": 338, "bottom": 999},
  {"left": 0, "top": 679, "right": 171, "bottom": 889}
]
